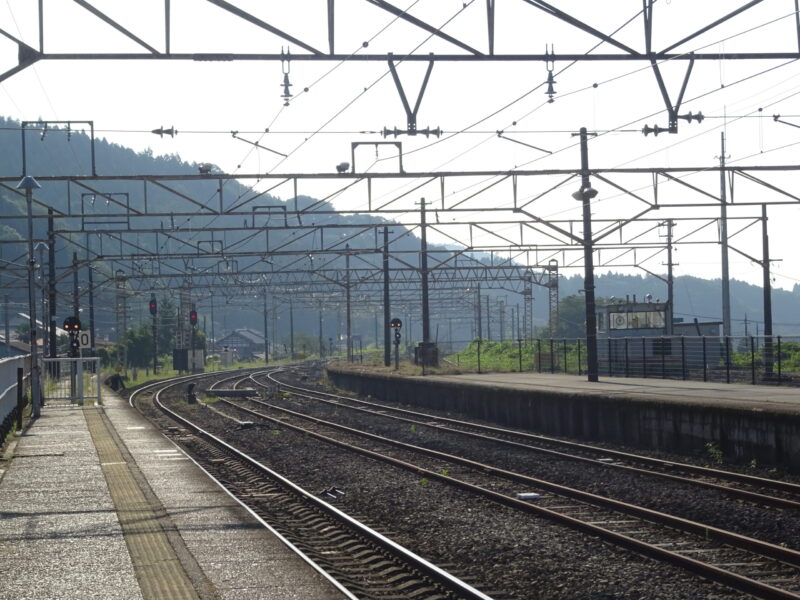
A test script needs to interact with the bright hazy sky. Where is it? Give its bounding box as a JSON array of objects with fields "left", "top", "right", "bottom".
[{"left": 1, "top": 1, "right": 800, "bottom": 294}]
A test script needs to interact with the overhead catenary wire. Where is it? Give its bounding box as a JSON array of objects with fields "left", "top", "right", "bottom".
[{"left": 158, "top": 0, "right": 430, "bottom": 251}]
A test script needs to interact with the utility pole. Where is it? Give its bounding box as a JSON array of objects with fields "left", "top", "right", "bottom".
[
  {"left": 318, "top": 305, "right": 324, "bottom": 358},
  {"left": 36, "top": 243, "right": 47, "bottom": 358},
  {"left": 416, "top": 198, "right": 437, "bottom": 365},
  {"left": 499, "top": 299, "right": 505, "bottom": 342},
  {"left": 485, "top": 294, "right": 491, "bottom": 341},
  {"left": 475, "top": 284, "right": 482, "bottom": 340},
  {"left": 761, "top": 204, "right": 774, "bottom": 375},
  {"left": 719, "top": 133, "right": 732, "bottom": 337},
  {"left": 3, "top": 295, "right": 9, "bottom": 358},
  {"left": 383, "top": 226, "right": 391, "bottom": 366},
  {"left": 88, "top": 266, "right": 96, "bottom": 352},
  {"left": 47, "top": 210, "right": 56, "bottom": 360},
  {"left": 149, "top": 294, "right": 158, "bottom": 374},
  {"left": 665, "top": 219, "right": 675, "bottom": 335},
  {"left": 345, "top": 244, "right": 352, "bottom": 362},
  {"left": 418, "top": 199, "right": 431, "bottom": 344},
  {"left": 547, "top": 260, "right": 559, "bottom": 334},
  {"left": 573, "top": 127, "right": 599, "bottom": 382},
  {"left": 19, "top": 175, "right": 41, "bottom": 418},
  {"left": 289, "top": 296, "right": 295, "bottom": 360},
  {"left": 448, "top": 317, "right": 453, "bottom": 353},
  {"left": 72, "top": 252, "right": 79, "bottom": 320},
  {"left": 210, "top": 294, "right": 216, "bottom": 351},
  {"left": 190, "top": 304, "right": 197, "bottom": 373},
  {"left": 263, "top": 289, "right": 269, "bottom": 365},
  {"left": 523, "top": 271, "right": 533, "bottom": 342},
  {"left": 115, "top": 271, "right": 128, "bottom": 370}
]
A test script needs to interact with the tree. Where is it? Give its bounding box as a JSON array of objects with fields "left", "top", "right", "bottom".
[
  {"left": 123, "top": 324, "right": 155, "bottom": 369},
  {"left": 548, "top": 295, "right": 611, "bottom": 339},
  {"left": 156, "top": 295, "right": 178, "bottom": 355},
  {"left": 550, "top": 294, "right": 587, "bottom": 338},
  {"left": 14, "top": 322, "right": 30, "bottom": 344}
]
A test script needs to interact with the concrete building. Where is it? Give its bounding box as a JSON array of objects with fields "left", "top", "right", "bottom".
[
  {"left": 597, "top": 298, "right": 721, "bottom": 376},
  {"left": 213, "top": 328, "right": 266, "bottom": 360}
]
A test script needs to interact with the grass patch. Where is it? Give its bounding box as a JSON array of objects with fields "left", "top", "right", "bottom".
[
  {"left": 327, "top": 354, "right": 462, "bottom": 377},
  {"left": 109, "top": 356, "right": 304, "bottom": 390}
]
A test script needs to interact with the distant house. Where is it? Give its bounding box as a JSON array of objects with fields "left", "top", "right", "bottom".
[{"left": 213, "top": 329, "right": 265, "bottom": 359}]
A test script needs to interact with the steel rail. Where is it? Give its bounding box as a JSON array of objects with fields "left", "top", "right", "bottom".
[
  {"left": 229, "top": 385, "right": 800, "bottom": 565},
  {"left": 265, "top": 370, "right": 800, "bottom": 497},
  {"left": 131, "top": 369, "right": 494, "bottom": 600},
  {"left": 256, "top": 372, "right": 800, "bottom": 510},
  {"left": 214, "top": 388, "right": 800, "bottom": 600}
]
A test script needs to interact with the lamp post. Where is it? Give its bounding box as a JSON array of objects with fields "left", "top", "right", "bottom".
[
  {"left": 572, "top": 127, "right": 599, "bottom": 382},
  {"left": 18, "top": 176, "right": 42, "bottom": 418}
]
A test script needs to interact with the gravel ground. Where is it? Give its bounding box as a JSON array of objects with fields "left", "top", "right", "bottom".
[
  {"left": 158, "top": 387, "right": 746, "bottom": 599},
  {"left": 259, "top": 385, "right": 800, "bottom": 550}
]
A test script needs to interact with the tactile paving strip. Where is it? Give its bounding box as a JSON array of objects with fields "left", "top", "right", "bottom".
[{"left": 83, "top": 406, "right": 200, "bottom": 600}]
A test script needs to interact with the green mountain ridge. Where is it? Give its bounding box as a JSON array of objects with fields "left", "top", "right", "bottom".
[{"left": 1, "top": 116, "right": 797, "bottom": 344}]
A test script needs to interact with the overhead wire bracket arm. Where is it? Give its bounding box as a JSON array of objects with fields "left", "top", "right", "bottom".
[
  {"left": 387, "top": 54, "right": 435, "bottom": 135},
  {"left": 230, "top": 131, "right": 288, "bottom": 157},
  {"left": 496, "top": 132, "right": 552, "bottom": 154},
  {"left": 643, "top": 1, "right": 697, "bottom": 133},
  {"left": 772, "top": 115, "right": 800, "bottom": 130}
]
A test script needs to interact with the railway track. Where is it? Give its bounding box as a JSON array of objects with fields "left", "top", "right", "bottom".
[
  {"left": 203, "top": 367, "right": 800, "bottom": 600},
  {"left": 129, "top": 370, "right": 496, "bottom": 600},
  {"left": 260, "top": 368, "right": 800, "bottom": 510}
]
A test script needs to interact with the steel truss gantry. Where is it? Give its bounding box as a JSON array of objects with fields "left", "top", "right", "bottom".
[
  {"left": 0, "top": 2, "right": 798, "bottom": 134},
  {"left": 0, "top": 162, "right": 787, "bottom": 343}
]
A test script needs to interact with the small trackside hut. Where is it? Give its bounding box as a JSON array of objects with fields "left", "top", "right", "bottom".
[{"left": 597, "top": 296, "right": 721, "bottom": 378}]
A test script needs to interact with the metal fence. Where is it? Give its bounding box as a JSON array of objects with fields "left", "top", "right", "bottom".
[
  {"left": 0, "top": 355, "right": 31, "bottom": 444},
  {"left": 445, "top": 336, "right": 800, "bottom": 386},
  {"left": 42, "top": 357, "right": 101, "bottom": 406}
]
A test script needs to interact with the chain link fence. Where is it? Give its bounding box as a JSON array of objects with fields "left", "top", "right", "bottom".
[{"left": 445, "top": 336, "right": 799, "bottom": 386}]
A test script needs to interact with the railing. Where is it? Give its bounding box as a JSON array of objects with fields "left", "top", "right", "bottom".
[
  {"left": 446, "top": 336, "right": 800, "bottom": 386},
  {"left": 0, "top": 354, "right": 31, "bottom": 445},
  {"left": 42, "top": 357, "right": 101, "bottom": 406}
]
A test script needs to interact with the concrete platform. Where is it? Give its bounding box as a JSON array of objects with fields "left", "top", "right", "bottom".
[
  {"left": 327, "top": 367, "right": 800, "bottom": 471},
  {"left": 0, "top": 389, "right": 348, "bottom": 600},
  {"left": 424, "top": 372, "right": 800, "bottom": 415}
]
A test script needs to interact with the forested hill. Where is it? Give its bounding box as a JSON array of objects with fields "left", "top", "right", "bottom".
[
  {"left": 0, "top": 116, "right": 797, "bottom": 340},
  {"left": 559, "top": 273, "right": 800, "bottom": 336}
]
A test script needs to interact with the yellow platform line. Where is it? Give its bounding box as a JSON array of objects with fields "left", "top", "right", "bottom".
[{"left": 84, "top": 407, "right": 200, "bottom": 600}]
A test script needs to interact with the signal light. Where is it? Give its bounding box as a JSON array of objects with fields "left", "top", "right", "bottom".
[
  {"left": 63, "top": 316, "right": 81, "bottom": 331},
  {"left": 149, "top": 295, "right": 157, "bottom": 316},
  {"left": 189, "top": 309, "right": 198, "bottom": 327}
]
